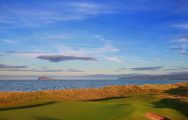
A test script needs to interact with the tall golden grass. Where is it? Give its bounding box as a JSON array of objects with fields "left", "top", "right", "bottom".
[{"left": 0, "top": 82, "right": 187, "bottom": 106}]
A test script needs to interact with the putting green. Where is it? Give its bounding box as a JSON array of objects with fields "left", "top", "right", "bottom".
[{"left": 0, "top": 95, "right": 187, "bottom": 120}]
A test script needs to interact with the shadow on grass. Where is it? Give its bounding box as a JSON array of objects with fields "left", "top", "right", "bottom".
[
  {"left": 153, "top": 86, "right": 188, "bottom": 117},
  {"left": 163, "top": 86, "right": 188, "bottom": 96},
  {"left": 152, "top": 98, "right": 188, "bottom": 117},
  {"left": 87, "top": 96, "right": 129, "bottom": 102},
  {"left": 33, "top": 116, "right": 61, "bottom": 120},
  {"left": 0, "top": 101, "right": 57, "bottom": 111}
]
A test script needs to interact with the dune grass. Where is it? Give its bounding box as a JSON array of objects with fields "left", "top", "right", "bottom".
[{"left": 0, "top": 82, "right": 187, "bottom": 106}]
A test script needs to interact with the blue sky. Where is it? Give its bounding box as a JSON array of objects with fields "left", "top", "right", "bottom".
[{"left": 0, "top": 0, "right": 188, "bottom": 79}]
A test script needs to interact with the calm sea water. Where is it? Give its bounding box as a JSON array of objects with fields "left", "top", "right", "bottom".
[{"left": 0, "top": 79, "right": 187, "bottom": 91}]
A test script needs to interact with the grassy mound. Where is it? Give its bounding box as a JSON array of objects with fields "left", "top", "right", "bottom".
[{"left": 0, "top": 95, "right": 187, "bottom": 120}]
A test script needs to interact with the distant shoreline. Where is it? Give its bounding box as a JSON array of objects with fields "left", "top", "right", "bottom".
[
  {"left": 0, "top": 79, "right": 187, "bottom": 92},
  {"left": 1, "top": 81, "right": 187, "bottom": 92}
]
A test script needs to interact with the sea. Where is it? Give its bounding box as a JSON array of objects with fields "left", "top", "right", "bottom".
[{"left": 0, "top": 79, "right": 187, "bottom": 92}]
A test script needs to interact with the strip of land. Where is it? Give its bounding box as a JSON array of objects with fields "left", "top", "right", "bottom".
[
  {"left": 0, "top": 82, "right": 187, "bottom": 106},
  {"left": 0, "top": 82, "right": 187, "bottom": 120}
]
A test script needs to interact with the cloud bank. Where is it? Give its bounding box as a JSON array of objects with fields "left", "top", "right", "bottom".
[
  {"left": 116, "top": 66, "right": 163, "bottom": 72},
  {"left": 37, "top": 55, "right": 97, "bottom": 62},
  {"left": 129, "top": 66, "right": 163, "bottom": 71}
]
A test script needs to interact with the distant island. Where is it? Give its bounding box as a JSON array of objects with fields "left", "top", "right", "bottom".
[{"left": 38, "top": 76, "right": 54, "bottom": 80}]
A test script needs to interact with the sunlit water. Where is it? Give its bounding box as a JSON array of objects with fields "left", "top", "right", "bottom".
[{"left": 0, "top": 79, "right": 187, "bottom": 91}]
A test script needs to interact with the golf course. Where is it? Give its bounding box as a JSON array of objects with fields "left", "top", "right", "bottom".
[{"left": 0, "top": 83, "right": 187, "bottom": 120}]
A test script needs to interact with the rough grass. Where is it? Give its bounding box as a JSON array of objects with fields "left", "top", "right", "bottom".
[
  {"left": 0, "top": 82, "right": 187, "bottom": 106},
  {"left": 0, "top": 95, "right": 187, "bottom": 120}
]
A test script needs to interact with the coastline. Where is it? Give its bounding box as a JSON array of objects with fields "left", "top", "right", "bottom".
[{"left": 0, "top": 82, "right": 187, "bottom": 106}]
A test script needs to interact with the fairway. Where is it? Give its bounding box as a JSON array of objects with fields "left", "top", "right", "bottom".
[{"left": 0, "top": 95, "right": 187, "bottom": 120}]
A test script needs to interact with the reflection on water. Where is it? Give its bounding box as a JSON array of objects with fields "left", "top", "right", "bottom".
[{"left": 0, "top": 79, "right": 187, "bottom": 92}]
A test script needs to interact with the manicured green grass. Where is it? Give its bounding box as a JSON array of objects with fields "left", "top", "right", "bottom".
[{"left": 0, "top": 95, "right": 187, "bottom": 120}]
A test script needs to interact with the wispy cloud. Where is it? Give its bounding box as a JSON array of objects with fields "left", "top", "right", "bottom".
[
  {"left": 129, "top": 66, "right": 163, "bottom": 71},
  {"left": 0, "top": 68, "right": 62, "bottom": 72},
  {"left": 37, "top": 55, "right": 97, "bottom": 62},
  {"left": 66, "top": 2, "right": 118, "bottom": 15},
  {"left": 105, "top": 56, "right": 123, "bottom": 63},
  {"left": 5, "top": 34, "right": 120, "bottom": 62},
  {"left": 0, "top": 0, "right": 187, "bottom": 27},
  {"left": 0, "top": 68, "right": 84, "bottom": 72},
  {"left": 64, "top": 69, "right": 84, "bottom": 72},
  {"left": 6, "top": 42, "right": 119, "bottom": 60},
  {"left": 170, "top": 36, "right": 188, "bottom": 56},
  {"left": 168, "top": 71, "right": 188, "bottom": 75},
  {"left": 0, "top": 1, "right": 119, "bottom": 26},
  {"left": 164, "top": 67, "right": 188, "bottom": 71},
  {"left": 173, "top": 23, "right": 188, "bottom": 30},
  {"left": 116, "top": 66, "right": 163, "bottom": 72},
  {"left": 94, "top": 35, "right": 119, "bottom": 52},
  {"left": 0, "top": 39, "right": 16, "bottom": 44},
  {"left": 5, "top": 50, "right": 45, "bottom": 54},
  {"left": 0, "top": 64, "right": 27, "bottom": 68},
  {"left": 5, "top": 50, "right": 49, "bottom": 58}
]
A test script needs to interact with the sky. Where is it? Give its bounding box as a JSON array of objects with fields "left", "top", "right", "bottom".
[{"left": 0, "top": 0, "right": 188, "bottom": 79}]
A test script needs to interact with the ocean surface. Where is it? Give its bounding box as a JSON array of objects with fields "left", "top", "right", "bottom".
[{"left": 0, "top": 79, "right": 187, "bottom": 91}]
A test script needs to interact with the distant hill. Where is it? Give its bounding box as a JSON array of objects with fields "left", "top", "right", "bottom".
[
  {"left": 38, "top": 76, "right": 54, "bottom": 80},
  {"left": 119, "top": 74, "right": 188, "bottom": 80}
]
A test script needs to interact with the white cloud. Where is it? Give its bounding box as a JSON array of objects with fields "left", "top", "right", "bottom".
[
  {"left": 170, "top": 36, "right": 188, "bottom": 56},
  {"left": 173, "top": 23, "right": 188, "bottom": 30},
  {"left": 105, "top": 56, "right": 123, "bottom": 63},
  {"left": 1, "top": 39, "right": 16, "bottom": 44},
  {"left": 1, "top": 1, "right": 187, "bottom": 27},
  {"left": 54, "top": 35, "right": 119, "bottom": 57},
  {"left": 66, "top": 2, "right": 117, "bottom": 15},
  {"left": 94, "top": 35, "right": 106, "bottom": 41},
  {"left": 0, "top": 1, "right": 119, "bottom": 26},
  {"left": 39, "top": 34, "right": 72, "bottom": 41},
  {"left": 94, "top": 35, "right": 119, "bottom": 52},
  {"left": 177, "top": 37, "right": 188, "bottom": 43},
  {"left": 6, "top": 35, "right": 121, "bottom": 61},
  {"left": 179, "top": 49, "right": 187, "bottom": 56},
  {"left": 57, "top": 40, "right": 119, "bottom": 57},
  {"left": 57, "top": 46, "right": 89, "bottom": 56}
]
